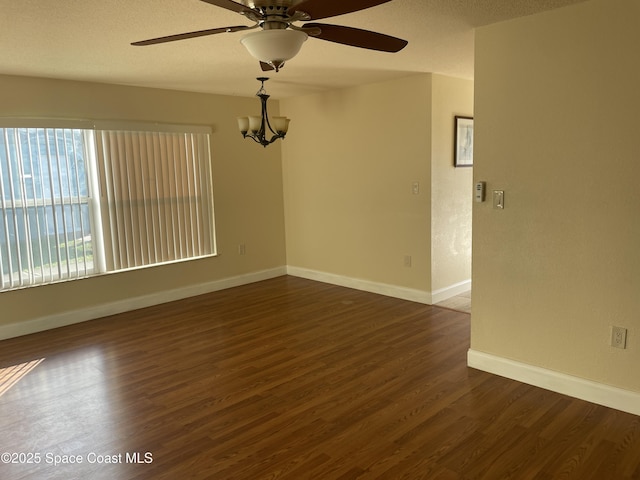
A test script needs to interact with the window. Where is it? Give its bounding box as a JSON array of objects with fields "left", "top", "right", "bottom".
[{"left": 0, "top": 121, "right": 215, "bottom": 291}]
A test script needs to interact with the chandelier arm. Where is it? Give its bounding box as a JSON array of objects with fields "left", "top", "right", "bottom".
[
  {"left": 259, "top": 95, "right": 268, "bottom": 138},
  {"left": 267, "top": 133, "right": 285, "bottom": 144},
  {"left": 243, "top": 131, "right": 285, "bottom": 147},
  {"left": 243, "top": 132, "right": 261, "bottom": 144},
  {"left": 258, "top": 94, "right": 279, "bottom": 138}
]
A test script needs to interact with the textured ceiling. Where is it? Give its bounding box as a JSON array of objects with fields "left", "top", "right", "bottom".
[{"left": 0, "top": 0, "right": 588, "bottom": 99}]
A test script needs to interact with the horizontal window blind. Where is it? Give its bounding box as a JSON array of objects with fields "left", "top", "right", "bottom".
[{"left": 95, "top": 130, "right": 215, "bottom": 271}]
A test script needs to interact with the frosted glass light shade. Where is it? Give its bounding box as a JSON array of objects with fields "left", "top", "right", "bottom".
[
  {"left": 248, "top": 116, "right": 262, "bottom": 133},
  {"left": 272, "top": 116, "right": 290, "bottom": 133},
  {"left": 240, "top": 30, "right": 308, "bottom": 65},
  {"left": 237, "top": 116, "right": 249, "bottom": 133}
]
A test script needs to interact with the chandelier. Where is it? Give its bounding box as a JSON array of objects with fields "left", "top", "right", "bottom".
[{"left": 237, "top": 77, "right": 291, "bottom": 148}]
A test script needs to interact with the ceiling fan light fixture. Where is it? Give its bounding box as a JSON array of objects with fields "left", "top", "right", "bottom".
[{"left": 240, "top": 29, "right": 308, "bottom": 69}]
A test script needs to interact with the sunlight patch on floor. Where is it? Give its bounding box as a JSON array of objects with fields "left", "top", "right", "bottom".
[{"left": 0, "top": 358, "right": 45, "bottom": 397}]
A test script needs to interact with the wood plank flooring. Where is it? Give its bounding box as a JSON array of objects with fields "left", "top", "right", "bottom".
[
  {"left": 0, "top": 275, "right": 639, "bottom": 479},
  {"left": 435, "top": 290, "right": 471, "bottom": 314}
]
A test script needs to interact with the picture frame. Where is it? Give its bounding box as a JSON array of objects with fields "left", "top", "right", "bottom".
[{"left": 454, "top": 116, "right": 474, "bottom": 167}]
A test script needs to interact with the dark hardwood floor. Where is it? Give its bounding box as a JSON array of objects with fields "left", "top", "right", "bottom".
[{"left": 1, "top": 276, "right": 639, "bottom": 479}]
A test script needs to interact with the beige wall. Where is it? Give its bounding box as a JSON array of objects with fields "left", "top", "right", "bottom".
[
  {"left": 281, "top": 75, "right": 433, "bottom": 292},
  {"left": 431, "top": 74, "right": 474, "bottom": 292},
  {"left": 472, "top": 0, "right": 640, "bottom": 391},
  {"left": 0, "top": 75, "right": 286, "bottom": 328},
  {"left": 280, "top": 74, "right": 473, "bottom": 298}
]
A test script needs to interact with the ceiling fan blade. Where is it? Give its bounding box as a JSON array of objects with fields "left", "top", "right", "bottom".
[
  {"left": 304, "top": 23, "right": 407, "bottom": 52},
  {"left": 289, "top": 0, "right": 392, "bottom": 20},
  {"left": 199, "top": 0, "right": 257, "bottom": 16},
  {"left": 260, "top": 62, "right": 275, "bottom": 72},
  {"left": 132, "top": 25, "right": 250, "bottom": 46}
]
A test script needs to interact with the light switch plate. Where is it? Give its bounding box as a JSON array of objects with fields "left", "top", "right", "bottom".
[{"left": 493, "top": 190, "right": 505, "bottom": 209}]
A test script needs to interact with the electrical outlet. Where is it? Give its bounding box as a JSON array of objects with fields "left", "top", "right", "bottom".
[
  {"left": 404, "top": 255, "right": 412, "bottom": 267},
  {"left": 611, "top": 326, "right": 627, "bottom": 349},
  {"left": 238, "top": 243, "right": 246, "bottom": 255}
]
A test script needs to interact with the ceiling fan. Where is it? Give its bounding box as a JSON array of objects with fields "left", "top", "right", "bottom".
[{"left": 132, "top": 0, "right": 408, "bottom": 72}]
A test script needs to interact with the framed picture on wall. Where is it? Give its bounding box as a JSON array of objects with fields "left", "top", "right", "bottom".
[{"left": 454, "top": 116, "right": 474, "bottom": 167}]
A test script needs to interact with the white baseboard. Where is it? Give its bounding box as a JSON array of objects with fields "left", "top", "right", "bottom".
[
  {"left": 0, "top": 267, "right": 286, "bottom": 341},
  {"left": 287, "top": 266, "right": 432, "bottom": 304},
  {"left": 467, "top": 349, "right": 640, "bottom": 416},
  {"left": 2, "top": 265, "right": 462, "bottom": 341},
  {"left": 431, "top": 279, "right": 472, "bottom": 304}
]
